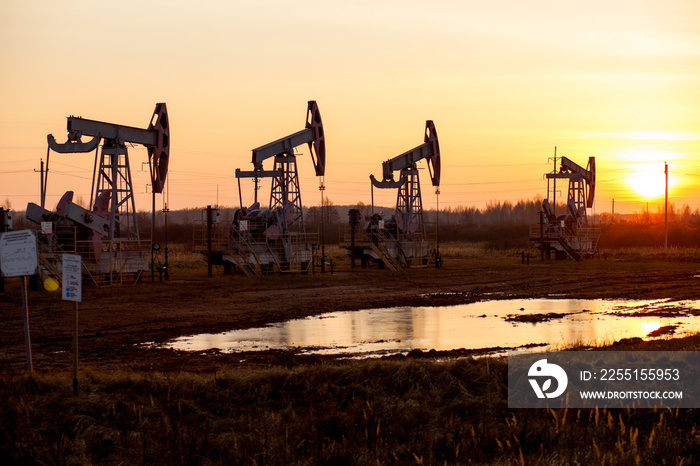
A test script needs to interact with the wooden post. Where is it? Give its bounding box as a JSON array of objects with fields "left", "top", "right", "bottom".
[
  {"left": 61, "top": 254, "right": 82, "bottom": 394},
  {"left": 72, "top": 301, "right": 78, "bottom": 394},
  {"left": 207, "top": 205, "right": 213, "bottom": 277},
  {"left": 21, "top": 276, "right": 33, "bottom": 375}
]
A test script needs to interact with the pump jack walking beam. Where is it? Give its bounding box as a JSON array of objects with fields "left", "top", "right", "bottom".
[
  {"left": 41, "top": 103, "right": 169, "bottom": 245},
  {"left": 47, "top": 103, "right": 170, "bottom": 194},
  {"left": 367, "top": 120, "right": 441, "bottom": 237},
  {"left": 235, "top": 101, "right": 325, "bottom": 233},
  {"left": 546, "top": 156, "right": 596, "bottom": 208},
  {"left": 370, "top": 120, "right": 440, "bottom": 188},
  {"left": 237, "top": 100, "right": 326, "bottom": 177}
]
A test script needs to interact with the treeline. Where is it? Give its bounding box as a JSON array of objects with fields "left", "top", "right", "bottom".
[
  {"left": 10, "top": 198, "right": 700, "bottom": 250},
  {"left": 596, "top": 203, "right": 700, "bottom": 249},
  {"left": 136, "top": 198, "right": 546, "bottom": 248}
]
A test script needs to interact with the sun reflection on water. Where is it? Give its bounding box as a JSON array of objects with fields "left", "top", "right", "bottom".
[
  {"left": 159, "top": 299, "right": 700, "bottom": 357},
  {"left": 641, "top": 321, "right": 662, "bottom": 340}
]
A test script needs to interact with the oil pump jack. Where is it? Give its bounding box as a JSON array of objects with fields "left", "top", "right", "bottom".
[
  {"left": 530, "top": 155, "right": 600, "bottom": 261},
  {"left": 26, "top": 103, "right": 170, "bottom": 284},
  {"left": 202, "top": 101, "right": 324, "bottom": 276},
  {"left": 344, "top": 120, "right": 440, "bottom": 270}
]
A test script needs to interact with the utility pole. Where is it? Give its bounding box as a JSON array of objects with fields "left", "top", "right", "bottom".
[
  {"left": 206, "top": 205, "right": 213, "bottom": 277},
  {"left": 435, "top": 187, "right": 441, "bottom": 267},
  {"left": 164, "top": 173, "right": 170, "bottom": 280},
  {"left": 435, "top": 187, "right": 440, "bottom": 245},
  {"left": 34, "top": 159, "right": 45, "bottom": 208},
  {"left": 664, "top": 162, "right": 668, "bottom": 250},
  {"left": 163, "top": 203, "right": 170, "bottom": 280},
  {"left": 319, "top": 178, "right": 325, "bottom": 273},
  {"left": 151, "top": 185, "right": 155, "bottom": 282},
  {"left": 548, "top": 147, "right": 558, "bottom": 216}
]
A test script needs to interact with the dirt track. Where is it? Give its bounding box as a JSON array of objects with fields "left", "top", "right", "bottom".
[{"left": 2, "top": 255, "right": 700, "bottom": 374}]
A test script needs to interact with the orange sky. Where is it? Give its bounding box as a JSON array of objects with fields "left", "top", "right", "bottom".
[{"left": 1, "top": 0, "right": 699, "bottom": 216}]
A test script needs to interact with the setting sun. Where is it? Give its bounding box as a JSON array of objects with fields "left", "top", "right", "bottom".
[
  {"left": 618, "top": 148, "right": 680, "bottom": 202},
  {"left": 627, "top": 165, "right": 667, "bottom": 199}
]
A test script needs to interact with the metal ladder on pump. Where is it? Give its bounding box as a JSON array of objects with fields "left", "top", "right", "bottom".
[
  {"left": 557, "top": 227, "right": 582, "bottom": 261},
  {"left": 232, "top": 237, "right": 265, "bottom": 277},
  {"left": 370, "top": 238, "right": 402, "bottom": 271},
  {"left": 36, "top": 225, "right": 76, "bottom": 286},
  {"left": 556, "top": 237, "right": 581, "bottom": 262},
  {"left": 38, "top": 253, "right": 63, "bottom": 284}
]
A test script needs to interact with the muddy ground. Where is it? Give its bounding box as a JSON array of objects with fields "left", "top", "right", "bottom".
[{"left": 2, "top": 254, "right": 700, "bottom": 374}]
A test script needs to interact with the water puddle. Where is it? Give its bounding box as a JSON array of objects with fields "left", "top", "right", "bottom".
[{"left": 156, "top": 299, "right": 700, "bottom": 358}]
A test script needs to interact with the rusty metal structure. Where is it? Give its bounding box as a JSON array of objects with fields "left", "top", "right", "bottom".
[
  {"left": 343, "top": 120, "right": 441, "bottom": 269},
  {"left": 530, "top": 155, "right": 600, "bottom": 261},
  {"left": 197, "top": 101, "right": 325, "bottom": 276},
  {"left": 26, "top": 103, "right": 170, "bottom": 285}
]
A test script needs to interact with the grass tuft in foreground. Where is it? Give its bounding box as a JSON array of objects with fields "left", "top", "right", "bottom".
[{"left": 1, "top": 358, "right": 698, "bottom": 465}]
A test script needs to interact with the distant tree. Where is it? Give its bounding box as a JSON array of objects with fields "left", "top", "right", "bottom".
[
  {"left": 460, "top": 206, "right": 482, "bottom": 226},
  {"left": 322, "top": 198, "right": 340, "bottom": 226},
  {"left": 680, "top": 204, "right": 692, "bottom": 222},
  {"left": 669, "top": 202, "right": 677, "bottom": 222},
  {"left": 2, "top": 198, "right": 11, "bottom": 209},
  {"left": 599, "top": 212, "right": 616, "bottom": 225},
  {"left": 305, "top": 198, "right": 341, "bottom": 243},
  {"left": 351, "top": 201, "right": 372, "bottom": 219}
]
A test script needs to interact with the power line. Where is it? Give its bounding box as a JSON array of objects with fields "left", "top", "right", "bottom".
[{"left": 443, "top": 179, "right": 537, "bottom": 186}]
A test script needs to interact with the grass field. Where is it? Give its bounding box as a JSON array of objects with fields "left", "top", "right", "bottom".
[
  {"left": 2, "top": 352, "right": 698, "bottom": 465},
  {"left": 163, "top": 239, "right": 700, "bottom": 270}
]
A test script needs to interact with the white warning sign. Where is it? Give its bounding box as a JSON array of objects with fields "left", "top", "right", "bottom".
[
  {"left": 62, "top": 254, "right": 82, "bottom": 302},
  {"left": 0, "top": 230, "right": 38, "bottom": 278}
]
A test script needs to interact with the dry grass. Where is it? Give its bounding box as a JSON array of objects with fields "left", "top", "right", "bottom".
[
  {"left": 438, "top": 242, "right": 700, "bottom": 263},
  {"left": 161, "top": 240, "right": 700, "bottom": 273},
  {"left": 601, "top": 246, "right": 700, "bottom": 262},
  {"left": 154, "top": 243, "right": 206, "bottom": 269},
  {"left": 436, "top": 241, "right": 492, "bottom": 259},
  {"left": 1, "top": 356, "right": 698, "bottom": 465}
]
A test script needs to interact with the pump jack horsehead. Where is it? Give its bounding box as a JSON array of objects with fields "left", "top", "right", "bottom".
[
  {"left": 219, "top": 100, "right": 325, "bottom": 276},
  {"left": 346, "top": 120, "right": 440, "bottom": 270},
  {"left": 26, "top": 104, "right": 170, "bottom": 284}
]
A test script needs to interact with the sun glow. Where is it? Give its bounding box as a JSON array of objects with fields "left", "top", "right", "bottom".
[
  {"left": 641, "top": 321, "right": 662, "bottom": 341},
  {"left": 627, "top": 165, "right": 667, "bottom": 199},
  {"left": 620, "top": 149, "right": 676, "bottom": 200}
]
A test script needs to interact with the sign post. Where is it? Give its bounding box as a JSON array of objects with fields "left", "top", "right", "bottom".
[
  {"left": 62, "top": 254, "right": 82, "bottom": 394},
  {"left": 20, "top": 276, "right": 32, "bottom": 374},
  {"left": 0, "top": 230, "right": 39, "bottom": 375}
]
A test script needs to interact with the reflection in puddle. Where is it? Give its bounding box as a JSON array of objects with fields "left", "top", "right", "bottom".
[{"left": 159, "top": 299, "right": 700, "bottom": 357}]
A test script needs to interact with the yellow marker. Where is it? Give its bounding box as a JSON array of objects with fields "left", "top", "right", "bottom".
[{"left": 43, "top": 277, "right": 59, "bottom": 292}]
